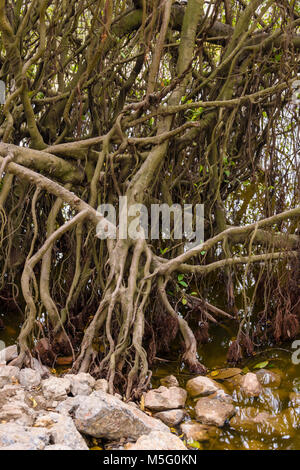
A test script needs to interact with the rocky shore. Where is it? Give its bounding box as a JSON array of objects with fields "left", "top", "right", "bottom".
[{"left": 0, "top": 345, "right": 299, "bottom": 450}]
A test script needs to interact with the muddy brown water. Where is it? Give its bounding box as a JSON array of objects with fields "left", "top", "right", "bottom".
[{"left": 1, "top": 311, "right": 300, "bottom": 450}]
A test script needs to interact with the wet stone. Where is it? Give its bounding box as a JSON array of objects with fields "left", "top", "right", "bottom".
[
  {"left": 154, "top": 409, "right": 187, "bottom": 426},
  {"left": 195, "top": 396, "right": 235, "bottom": 427},
  {"left": 145, "top": 386, "right": 187, "bottom": 411},
  {"left": 240, "top": 373, "right": 263, "bottom": 397},
  {"left": 186, "top": 376, "right": 221, "bottom": 398},
  {"left": 160, "top": 375, "right": 179, "bottom": 388}
]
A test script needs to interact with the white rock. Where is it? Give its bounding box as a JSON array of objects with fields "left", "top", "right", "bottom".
[
  {"left": 35, "top": 412, "right": 88, "bottom": 450},
  {"left": 42, "top": 376, "right": 71, "bottom": 400},
  {"left": 0, "top": 443, "right": 41, "bottom": 450},
  {"left": 0, "top": 400, "right": 36, "bottom": 426},
  {"left": 0, "top": 423, "right": 50, "bottom": 449},
  {"left": 19, "top": 368, "right": 41, "bottom": 389},
  {"left": 64, "top": 372, "right": 95, "bottom": 396},
  {"left": 144, "top": 386, "right": 187, "bottom": 411},
  {"left": 0, "top": 345, "right": 18, "bottom": 364},
  {"left": 125, "top": 431, "right": 187, "bottom": 450},
  {"left": 0, "top": 365, "right": 20, "bottom": 388},
  {"left": 186, "top": 376, "right": 221, "bottom": 397},
  {"left": 44, "top": 445, "right": 73, "bottom": 450},
  {"left": 30, "top": 358, "right": 50, "bottom": 379},
  {"left": 240, "top": 373, "right": 263, "bottom": 397}
]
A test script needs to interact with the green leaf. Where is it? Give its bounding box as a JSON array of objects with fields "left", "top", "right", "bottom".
[
  {"left": 253, "top": 360, "right": 269, "bottom": 369},
  {"left": 177, "top": 274, "right": 184, "bottom": 281},
  {"left": 179, "top": 280, "right": 188, "bottom": 288},
  {"left": 200, "top": 251, "right": 206, "bottom": 255},
  {"left": 182, "top": 298, "right": 187, "bottom": 305}
]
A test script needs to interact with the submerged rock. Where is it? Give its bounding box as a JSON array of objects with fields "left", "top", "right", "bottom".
[
  {"left": 19, "top": 368, "right": 41, "bottom": 390},
  {"left": 255, "top": 369, "right": 282, "bottom": 388},
  {"left": 57, "top": 390, "right": 169, "bottom": 441},
  {"left": 154, "top": 409, "right": 187, "bottom": 426},
  {"left": 240, "top": 373, "right": 262, "bottom": 397},
  {"left": 186, "top": 376, "right": 221, "bottom": 398},
  {"left": 125, "top": 431, "right": 187, "bottom": 450},
  {"left": 229, "top": 406, "right": 297, "bottom": 437},
  {"left": 180, "top": 421, "right": 219, "bottom": 442},
  {"left": 160, "top": 375, "right": 179, "bottom": 388},
  {"left": 207, "top": 368, "right": 242, "bottom": 381},
  {"left": 289, "top": 392, "right": 300, "bottom": 407},
  {"left": 195, "top": 396, "right": 235, "bottom": 427},
  {"left": 64, "top": 372, "right": 95, "bottom": 396},
  {"left": 0, "top": 365, "right": 20, "bottom": 388},
  {"left": 145, "top": 386, "right": 187, "bottom": 411}
]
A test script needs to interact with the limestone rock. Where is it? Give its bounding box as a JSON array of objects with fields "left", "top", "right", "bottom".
[
  {"left": 0, "top": 400, "right": 36, "bottom": 426},
  {"left": 44, "top": 445, "right": 73, "bottom": 450},
  {"left": 42, "top": 376, "right": 71, "bottom": 401},
  {"left": 154, "top": 409, "right": 187, "bottom": 426},
  {"left": 19, "top": 368, "right": 41, "bottom": 390},
  {"left": 125, "top": 431, "right": 187, "bottom": 450},
  {"left": 195, "top": 396, "right": 235, "bottom": 427},
  {"left": 0, "top": 345, "right": 18, "bottom": 364},
  {"left": 64, "top": 372, "right": 95, "bottom": 396},
  {"left": 56, "top": 390, "right": 169, "bottom": 441},
  {"left": 35, "top": 412, "right": 88, "bottom": 450},
  {"left": 0, "top": 365, "right": 20, "bottom": 388},
  {"left": 1, "top": 443, "right": 43, "bottom": 450},
  {"left": 30, "top": 358, "right": 50, "bottom": 379},
  {"left": 144, "top": 386, "right": 187, "bottom": 411},
  {"left": 186, "top": 376, "right": 221, "bottom": 398},
  {"left": 0, "top": 422, "right": 50, "bottom": 450}
]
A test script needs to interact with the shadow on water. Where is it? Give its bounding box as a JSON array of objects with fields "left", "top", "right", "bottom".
[{"left": 0, "top": 308, "right": 22, "bottom": 347}]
